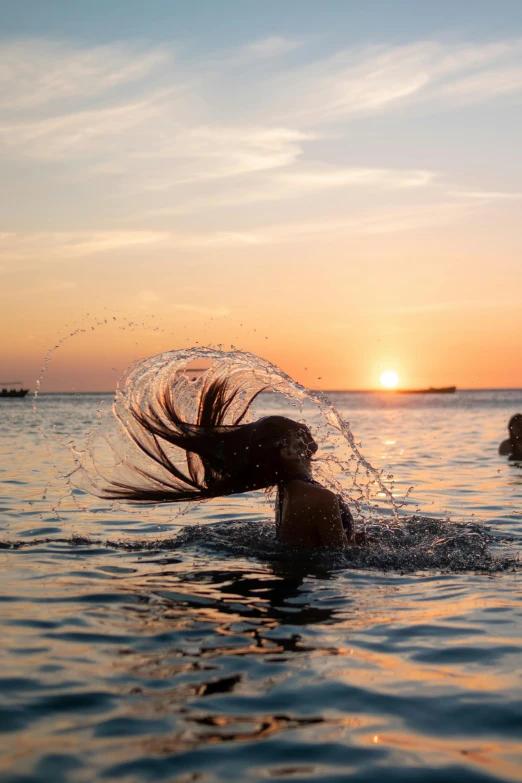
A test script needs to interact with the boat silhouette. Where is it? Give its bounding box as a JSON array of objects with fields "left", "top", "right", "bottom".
[
  {"left": 0, "top": 382, "right": 29, "bottom": 398},
  {"left": 395, "top": 386, "right": 456, "bottom": 395}
]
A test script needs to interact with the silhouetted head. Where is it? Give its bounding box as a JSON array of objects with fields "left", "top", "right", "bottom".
[
  {"left": 195, "top": 414, "right": 318, "bottom": 496},
  {"left": 244, "top": 415, "right": 318, "bottom": 480},
  {"left": 508, "top": 413, "right": 522, "bottom": 442},
  {"left": 507, "top": 414, "right": 522, "bottom": 459}
]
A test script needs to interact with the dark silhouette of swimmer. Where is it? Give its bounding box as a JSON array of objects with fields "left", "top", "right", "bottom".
[
  {"left": 499, "top": 413, "right": 522, "bottom": 460},
  {"left": 97, "top": 372, "right": 358, "bottom": 549}
]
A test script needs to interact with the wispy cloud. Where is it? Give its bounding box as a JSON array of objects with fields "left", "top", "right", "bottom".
[
  {"left": 0, "top": 39, "right": 172, "bottom": 110},
  {"left": 0, "top": 198, "right": 490, "bottom": 269},
  {"left": 448, "top": 189, "right": 522, "bottom": 201},
  {"left": 2, "top": 36, "right": 521, "bottom": 171},
  {"left": 264, "top": 39, "right": 522, "bottom": 124},
  {"left": 208, "top": 200, "right": 479, "bottom": 245},
  {"left": 240, "top": 36, "right": 303, "bottom": 59},
  {"left": 438, "top": 66, "right": 522, "bottom": 102},
  {"left": 1, "top": 34, "right": 521, "bottom": 234},
  {"left": 0, "top": 231, "right": 169, "bottom": 264},
  {"left": 139, "top": 165, "right": 436, "bottom": 217},
  {"left": 0, "top": 103, "right": 310, "bottom": 189},
  {"left": 142, "top": 126, "right": 312, "bottom": 183},
  {"left": 0, "top": 89, "right": 177, "bottom": 159}
]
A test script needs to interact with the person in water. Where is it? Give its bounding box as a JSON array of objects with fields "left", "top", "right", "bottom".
[
  {"left": 499, "top": 413, "right": 522, "bottom": 460},
  {"left": 100, "top": 375, "right": 355, "bottom": 549}
]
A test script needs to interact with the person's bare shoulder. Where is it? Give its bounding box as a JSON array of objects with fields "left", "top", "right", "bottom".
[
  {"left": 287, "top": 480, "right": 338, "bottom": 509},
  {"left": 287, "top": 482, "right": 347, "bottom": 548},
  {"left": 290, "top": 481, "right": 335, "bottom": 499},
  {"left": 499, "top": 439, "right": 512, "bottom": 455}
]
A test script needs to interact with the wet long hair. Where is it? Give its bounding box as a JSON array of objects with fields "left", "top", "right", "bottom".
[{"left": 100, "top": 374, "right": 309, "bottom": 503}]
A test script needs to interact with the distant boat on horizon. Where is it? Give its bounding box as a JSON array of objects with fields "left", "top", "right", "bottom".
[
  {"left": 0, "top": 382, "right": 29, "bottom": 398},
  {"left": 394, "top": 386, "right": 457, "bottom": 395}
]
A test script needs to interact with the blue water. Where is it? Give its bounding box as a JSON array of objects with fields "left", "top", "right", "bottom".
[{"left": 1, "top": 390, "right": 521, "bottom": 782}]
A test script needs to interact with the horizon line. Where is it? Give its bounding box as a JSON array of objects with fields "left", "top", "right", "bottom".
[{"left": 28, "top": 386, "right": 522, "bottom": 395}]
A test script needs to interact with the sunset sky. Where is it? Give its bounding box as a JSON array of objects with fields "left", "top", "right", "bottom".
[{"left": 1, "top": 0, "right": 522, "bottom": 391}]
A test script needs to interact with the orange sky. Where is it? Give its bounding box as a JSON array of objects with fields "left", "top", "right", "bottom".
[{"left": 1, "top": 7, "right": 522, "bottom": 391}]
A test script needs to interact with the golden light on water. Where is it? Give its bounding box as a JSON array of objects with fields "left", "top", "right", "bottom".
[{"left": 380, "top": 371, "right": 399, "bottom": 388}]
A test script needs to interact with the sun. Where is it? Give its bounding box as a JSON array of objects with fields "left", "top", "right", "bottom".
[{"left": 380, "top": 370, "right": 399, "bottom": 389}]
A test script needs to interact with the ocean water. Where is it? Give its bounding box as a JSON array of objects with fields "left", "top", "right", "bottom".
[{"left": 1, "top": 388, "right": 522, "bottom": 782}]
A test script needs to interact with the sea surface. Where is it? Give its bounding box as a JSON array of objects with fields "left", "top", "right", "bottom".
[{"left": 1, "top": 389, "right": 522, "bottom": 783}]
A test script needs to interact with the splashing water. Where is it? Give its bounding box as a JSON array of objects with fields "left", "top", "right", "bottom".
[
  {"left": 70, "top": 347, "right": 395, "bottom": 517},
  {"left": 34, "top": 345, "right": 519, "bottom": 573}
]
